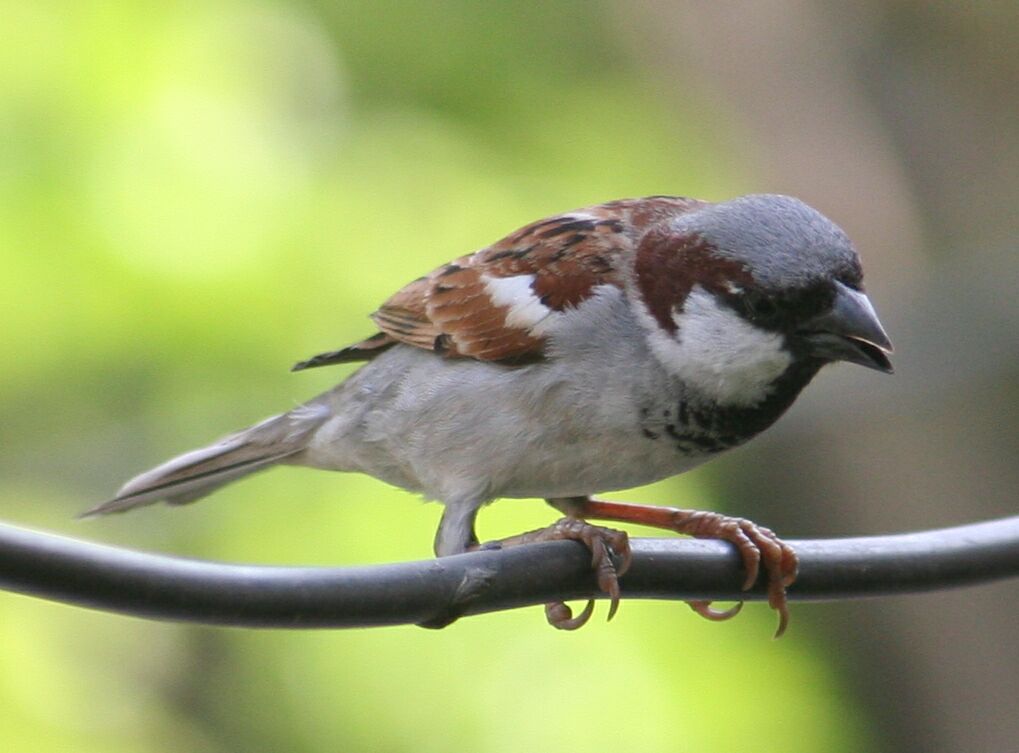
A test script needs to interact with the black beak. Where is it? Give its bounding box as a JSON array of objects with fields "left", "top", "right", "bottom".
[{"left": 800, "top": 281, "right": 894, "bottom": 373}]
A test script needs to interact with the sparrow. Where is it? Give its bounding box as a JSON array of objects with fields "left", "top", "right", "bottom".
[{"left": 86, "top": 194, "right": 893, "bottom": 635}]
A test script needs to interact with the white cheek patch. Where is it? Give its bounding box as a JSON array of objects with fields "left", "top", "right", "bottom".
[
  {"left": 482, "top": 273, "right": 561, "bottom": 335},
  {"left": 646, "top": 286, "right": 792, "bottom": 407}
]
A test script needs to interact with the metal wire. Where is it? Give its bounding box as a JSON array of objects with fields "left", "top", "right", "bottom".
[{"left": 0, "top": 516, "right": 1017, "bottom": 628}]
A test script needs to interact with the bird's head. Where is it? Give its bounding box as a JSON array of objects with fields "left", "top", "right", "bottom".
[{"left": 632, "top": 194, "right": 893, "bottom": 408}]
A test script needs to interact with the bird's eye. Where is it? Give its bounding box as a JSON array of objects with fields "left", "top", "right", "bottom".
[{"left": 743, "top": 292, "right": 777, "bottom": 321}]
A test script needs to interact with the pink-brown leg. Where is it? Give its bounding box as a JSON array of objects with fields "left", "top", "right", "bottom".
[{"left": 550, "top": 497, "right": 798, "bottom": 637}]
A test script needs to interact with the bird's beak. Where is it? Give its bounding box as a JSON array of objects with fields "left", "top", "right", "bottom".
[{"left": 799, "top": 281, "right": 894, "bottom": 373}]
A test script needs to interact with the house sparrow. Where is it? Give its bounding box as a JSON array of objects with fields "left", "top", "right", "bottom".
[{"left": 86, "top": 194, "right": 893, "bottom": 635}]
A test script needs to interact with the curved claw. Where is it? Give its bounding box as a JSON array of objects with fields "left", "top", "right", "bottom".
[
  {"left": 743, "top": 525, "right": 797, "bottom": 637},
  {"left": 546, "top": 600, "right": 595, "bottom": 630},
  {"left": 769, "top": 573, "right": 792, "bottom": 638},
  {"left": 687, "top": 600, "right": 744, "bottom": 622},
  {"left": 591, "top": 535, "right": 624, "bottom": 621},
  {"left": 500, "top": 518, "right": 630, "bottom": 628},
  {"left": 605, "top": 594, "right": 620, "bottom": 622},
  {"left": 773, "top": 603, "right": 790, "bottom": 639},
  {"left": 581, "top": 523, "right": 629, "bottom": 622}
]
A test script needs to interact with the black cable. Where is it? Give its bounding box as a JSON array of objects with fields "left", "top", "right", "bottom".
[{"left": 0, "top": 516, "right": 1017, "bottom": 628}]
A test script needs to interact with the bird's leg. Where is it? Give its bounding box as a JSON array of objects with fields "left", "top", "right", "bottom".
[
  {"left": 426, "top": 502, "right": 630, "bottom": 629},
  {"left": 418, "top": 503, "right": 485, "bottom": 629},
  {"left": 433, "top": 503, "right": 481, "bottom": 557},
  {"left": 548, "top": 496, "right": 798, "bottom": 637},
  {"left": 480, "top": 516, "right": 632, "bottom": 630}
]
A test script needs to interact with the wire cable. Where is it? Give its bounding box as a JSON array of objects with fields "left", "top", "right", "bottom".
[{"left": 0, "top": 516, "right": 1017, "bottom": 628}]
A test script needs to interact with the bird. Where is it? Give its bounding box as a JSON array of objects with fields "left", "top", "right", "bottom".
[{"left": 85, "top": 194, "right": 893, "bottom": 635}]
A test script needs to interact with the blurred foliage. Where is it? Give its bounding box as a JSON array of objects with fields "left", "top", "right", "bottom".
[{"left": 0, "top": 2, "right": 878, "bottom": 752}]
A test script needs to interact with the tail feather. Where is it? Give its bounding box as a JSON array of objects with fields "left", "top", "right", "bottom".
[
  {"left": 83, "top": 403, "right": 331, "bottom": 517},
  {"left": 291, "top": 332, "right": 395, "bottom": 372}
]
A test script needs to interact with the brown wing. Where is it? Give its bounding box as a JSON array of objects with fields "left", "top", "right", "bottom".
[{"left": 293, "top": 196, "right": 706, "bottom": 369}]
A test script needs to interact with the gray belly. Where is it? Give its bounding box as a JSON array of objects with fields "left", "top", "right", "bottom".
[{"left": 306, "top": 342, "right": 716, "bottom": 504}]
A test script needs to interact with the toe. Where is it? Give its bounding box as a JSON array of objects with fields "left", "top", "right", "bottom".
[
  {"left": 688, "top": 600, "right": 744, "bottom": 622},
  {"left": 546, "top": 600, "right": 595, "bottom": 630}
]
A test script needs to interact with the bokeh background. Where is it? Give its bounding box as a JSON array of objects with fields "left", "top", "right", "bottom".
[{"left": 2, "top": 2, "right": 1017, "bottom": 751}]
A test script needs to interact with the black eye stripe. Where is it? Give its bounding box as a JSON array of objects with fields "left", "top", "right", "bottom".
[
  {"left": 726, "top": 283, "right": 835, "bottom": 329},
  {"left": 744, "top": 292, "right": 776, "bottom": 317}
]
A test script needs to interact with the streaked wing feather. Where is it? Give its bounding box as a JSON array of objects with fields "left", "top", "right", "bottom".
[{"left": 295, "top": 196, "right": 707, "bottom": 368}]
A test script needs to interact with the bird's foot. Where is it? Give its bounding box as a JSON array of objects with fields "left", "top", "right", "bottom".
[
  {"left": 666, "top": 510, "right": 797, "bottom": 637},
  {"left": 551, "top": 498, "right": 798, "bottom": 637},
  {"left": 487, "top": 518, "right": 632, "bottom": 630}
]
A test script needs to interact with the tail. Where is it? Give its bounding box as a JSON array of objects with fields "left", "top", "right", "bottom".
[{"left": 82, "top": 402, "right": 332, "bottom": 517}]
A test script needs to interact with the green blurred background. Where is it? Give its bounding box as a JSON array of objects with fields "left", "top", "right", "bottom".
[{"left": 2, "top": 2, "right": 1017, "bottom": 751}]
